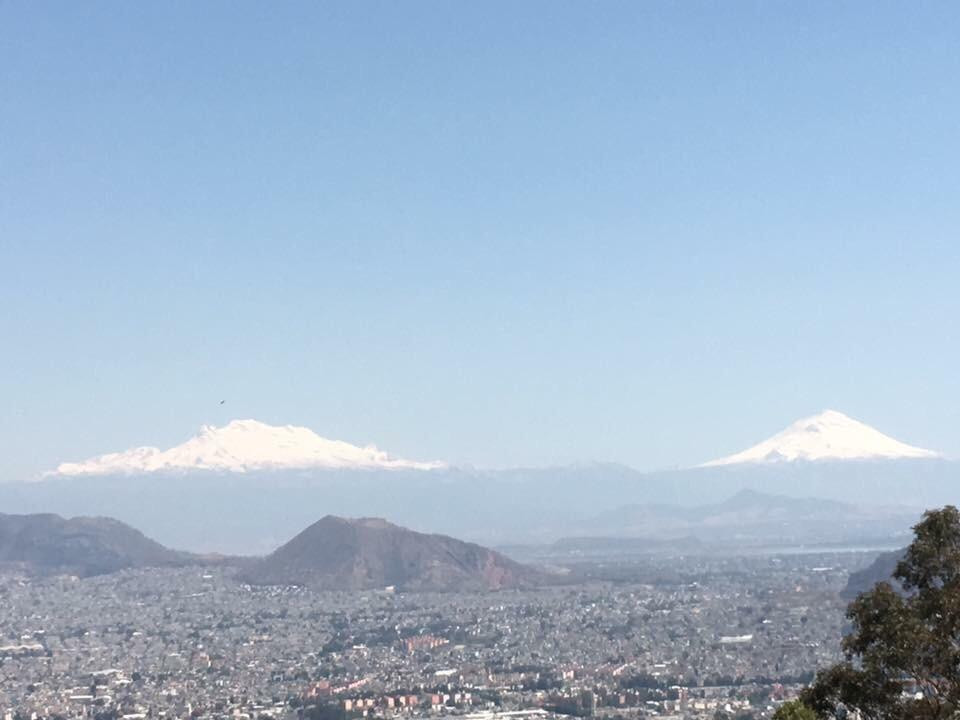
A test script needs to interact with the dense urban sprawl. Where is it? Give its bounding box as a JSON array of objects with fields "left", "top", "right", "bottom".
[{"left": 0, "top": 551, "right": 874, "bottom": 720}]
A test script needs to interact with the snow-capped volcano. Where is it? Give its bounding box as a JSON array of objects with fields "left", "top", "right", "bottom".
[
  {"left": 701, "top": 410, "right": 941, "bottom": 467},
  {"left": 52, "top": 419, "right": 446, "bottom": 476}
]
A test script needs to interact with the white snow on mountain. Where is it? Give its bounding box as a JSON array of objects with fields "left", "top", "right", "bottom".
[
  {"left": 51, "top": 419, "right": 447, "bottom": 476},
  {"left": 701, "top": 409, "right": 941, "bottom": 467}
]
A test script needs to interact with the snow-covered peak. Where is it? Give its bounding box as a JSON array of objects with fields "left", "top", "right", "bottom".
[
  {"left": 51, "top": 419, "right": 447, "bottom": 476},
  {"left": 700, "top": 410, "right": 941, "bottom": 467}
]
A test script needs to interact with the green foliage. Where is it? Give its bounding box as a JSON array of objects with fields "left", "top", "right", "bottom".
[
  {"left": 772, "top": 700, "right": 816, "bottom": 720},
  {"left": 802, "top": 506, "right": 960, "bottom": 720}
]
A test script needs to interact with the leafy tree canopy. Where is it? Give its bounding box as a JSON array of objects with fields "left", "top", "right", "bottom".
[
  {"left": 773, "top": 700, "right": 817, "bottom": 720},
  {"left": 802, "top": 506, "right": 960, "bottom": 720}
]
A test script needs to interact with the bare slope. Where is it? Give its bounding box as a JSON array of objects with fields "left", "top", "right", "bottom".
[{"left": 242, "top": 516, "right": 544, "bottom": 591}]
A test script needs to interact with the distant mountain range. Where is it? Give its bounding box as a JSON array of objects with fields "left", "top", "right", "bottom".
[
  {"left": 5, "top": 459, "right": 947, "bottom": 554},
  {"left": 45, "top": 410, "right": 942, "bottom": 478},
  {"left": 4, "top": 411, "right": 949, "bottom": 592},
  {"left": 571, "top": 489, "right": 920, "bottom": 548},
  {"left": 241, "top": 516, "right": 544, "bottom": 591},
  {"left": 1, "top": 410, "right": 953, "bottom": 554}
]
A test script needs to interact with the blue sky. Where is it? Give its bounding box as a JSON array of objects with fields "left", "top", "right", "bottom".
[{"left": 2, "top": 2, "right": 958, "bottom": 479}]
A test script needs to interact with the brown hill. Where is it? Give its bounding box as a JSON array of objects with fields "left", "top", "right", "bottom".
[
  {"left": 0, "top": 512, "right": 189, "bottom": 577},
  {"left": 241, "top": 516, "right": 544, "bottom": 591}
]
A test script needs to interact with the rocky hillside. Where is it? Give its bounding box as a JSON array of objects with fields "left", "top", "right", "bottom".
[{"left": 242, "top": 516, "right": 545, "bottom": 591}]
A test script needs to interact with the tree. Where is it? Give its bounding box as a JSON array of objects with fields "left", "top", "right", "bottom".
[
  {"left": 802, "top": 506, "right": 960, "bottom": 720},
  {"left": 772, "top": 700, "right": 816, "bottom": 720}
]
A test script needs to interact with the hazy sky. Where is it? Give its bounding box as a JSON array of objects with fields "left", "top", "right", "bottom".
[{"left": 2, "top": 2, "right": 958, "bottom": 480}]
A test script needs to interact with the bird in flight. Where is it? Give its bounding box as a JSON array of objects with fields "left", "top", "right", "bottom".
[{"left": 219, "top": 400, "right": 226, "bottom": 405}]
